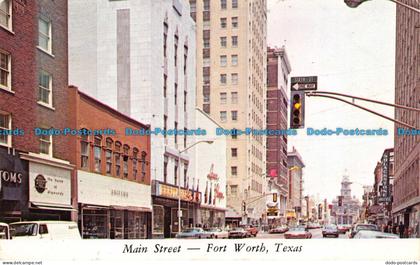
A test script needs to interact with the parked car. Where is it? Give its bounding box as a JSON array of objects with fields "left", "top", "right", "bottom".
[
  {"left": 204, "top": 228, "right": 229, "bottom": 239},
  {"left": 349, "top": 224, "right": 379, "bottom": 238},
  {"left": 0, "top": 223, "right": 10, "bottom": 239},
  {"left": 242, "top": 225, "right": 258, "bottom": 237},
  {"left": 228, "top": 227, "right": 249, "bottom": 238},
  {"left": 284, "top": 226, "right": 312, "bottom": 239},
  {"left": 337, "top": 225, "right": 348, "bottom": 234},
  {"left": 176, "top": 228, "right": 211, "bottom": 239},
  {"left": 322, "top": 224, "right": 339, "bottom": 238},
  {"left": 9, "top": 221, "right": 81, "bottom": 240},
  {"left": 269, "top": 225, "right": 289, "bottom": 234},
  {"left": 307, "top": 222, "right": 321, "bottom": 229},
  {"left": 353, "top": 230, "right": 399, "bottom": 239}
]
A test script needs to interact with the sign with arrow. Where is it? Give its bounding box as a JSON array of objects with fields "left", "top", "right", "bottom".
[{"left": 291, "top": 76, "right": 318, "bottom": 91}]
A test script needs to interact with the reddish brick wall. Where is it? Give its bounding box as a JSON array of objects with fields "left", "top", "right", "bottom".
[
  {"left": 0, "top": 0, "right": 38, "bottom": 153},
  {"left": 68, "top": 86, "right": 152, "bottom": 186}
]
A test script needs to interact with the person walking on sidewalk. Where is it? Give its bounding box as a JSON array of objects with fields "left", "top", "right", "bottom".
[{"left": 399, "top": 221, "right": 405, "bottom": 238}]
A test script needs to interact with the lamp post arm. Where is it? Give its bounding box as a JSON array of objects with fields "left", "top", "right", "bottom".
[{"left": 389, "top": 0, "right": 420, "bottom": 13}]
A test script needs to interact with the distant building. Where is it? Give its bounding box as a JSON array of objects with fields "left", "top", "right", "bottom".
[
  {"left": 331, "top": 174, "right": 361, "bottom": 225},
  {"left": 287, "top": 147, "right": 305, "bottom": 224},
  {"left": 266, "top": 46, "right": 291, "bottom": 225}
]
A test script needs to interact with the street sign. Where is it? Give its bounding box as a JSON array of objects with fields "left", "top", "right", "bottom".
[
  {"left": 378, "top": 197, "right": 392, "bottom": 203},
  {"left": 291, "top": 76, "right": 318, "bottom": 91}
]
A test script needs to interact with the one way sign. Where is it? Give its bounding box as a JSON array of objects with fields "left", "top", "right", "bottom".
[{"left": 291, "top": 76, "right": 318, "bottom": 91}]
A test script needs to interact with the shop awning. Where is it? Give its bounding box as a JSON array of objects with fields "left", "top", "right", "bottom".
[
  {"left": 30, "top": 202, "right": 77, "bottom": 212},
  {"left": 110, "top": 205, "right": 152, "bottom": 212}
]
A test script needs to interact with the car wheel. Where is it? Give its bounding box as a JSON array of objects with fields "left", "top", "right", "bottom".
[
  {"left": 198, "top": 236, "right": 201, "bottom": 239},
  {"left": 215, "top": 235, "right": 218, "bottom": 239}
]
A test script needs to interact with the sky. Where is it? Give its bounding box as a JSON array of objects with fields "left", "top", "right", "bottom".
[{"left": 267, "top": 0, "right": 396, "bottom": 202}]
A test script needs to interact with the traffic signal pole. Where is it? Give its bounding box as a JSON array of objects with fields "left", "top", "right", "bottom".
[{"left": 306, "top": 91, "right": 419, "bottom": 130}]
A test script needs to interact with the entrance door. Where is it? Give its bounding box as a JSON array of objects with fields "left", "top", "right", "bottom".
[
  {"left": 164, "top": 207, "right": 171, "bottom": 238},
  {"left": 110, "top": 210, "right": 124, "bottom": 239}
]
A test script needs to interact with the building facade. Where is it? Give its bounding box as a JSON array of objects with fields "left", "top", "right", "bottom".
[
  {"left": 393, "top": 2, "right": 420, "bottom": 238},
  {"left": 331, "top": 174, "right": 360, "bottom": 225},
  {"left": 190, "top": 0, "right": 268, "bottom": 225},
  {"left": 265, "top": 46, "right": 291, "bottom": 225},
  {"left": 68, "top": 0, "right": 197, "bottom": 238},
  {"left": 0, "top": 0, "right": 75, "bottom": 223},
  {"left": 67, "top": 86, "right": 152, "bottom": 239},
  {"left": 287, "top": 147, "right": 305, "bottom": 224}
]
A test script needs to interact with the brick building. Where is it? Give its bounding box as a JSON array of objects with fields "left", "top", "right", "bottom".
[
  {"left": 393, "top": 3, "right": 420, "bottom": 238},
  {"left": 266, "top": 46, "right": 291, "bottom": 225},
  {"left": 0, "top": 0, "right": 74, "bottom": 222},
  {"left": 68, "top": 86, "right": 152, "bottom": 239}
]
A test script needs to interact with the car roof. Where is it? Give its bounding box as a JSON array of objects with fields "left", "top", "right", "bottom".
[
  {"left": 356, "top": 230, "right": 398, "bottom": 238},
  {"left": 0, "top": 223, "right": 9, "bottom": 226},
  {"left": 10, "top": 221, "right": 77, "bottom": 225}
]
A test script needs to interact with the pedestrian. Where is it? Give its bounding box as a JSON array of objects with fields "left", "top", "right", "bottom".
[
  {"left": 392, "top": 223, "right": 397, "bottom": 234},
  {"left": 399, "top": 221, "right": 405, "bottom": 238},
  {"left": 384, "top": 224, "right": 389, "bottom": 233}
]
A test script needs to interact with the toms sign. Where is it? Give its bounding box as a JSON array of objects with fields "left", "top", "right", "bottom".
[{"left": 0, "top": 170, "right": 23, "bottom": 184}]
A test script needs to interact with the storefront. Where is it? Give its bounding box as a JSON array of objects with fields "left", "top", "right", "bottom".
[
  {"left": 199, "top": 206, "right": 225, "bottom": 228},
  {"left": 152, "top": 180, "right": 201, "bottom": 238},
  {"left": 0, "top": 148, "right": 29, "bottom": 223},
  {"left": 23, "top": 156, "right": 75, "bottom": 221},
  {"left": 78, "top": 171, "right": 152, "bottom": 239}
]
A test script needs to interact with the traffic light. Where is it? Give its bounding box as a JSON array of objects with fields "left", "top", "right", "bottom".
[
  {"left": 242, "top": 201, "right": 246, "bottom": 212},
  {"left": 273, "top": 193, "right": 278, "bottom": 203},
  {"left": 290, "top": 90, "right": 305, "bottom": 129}
]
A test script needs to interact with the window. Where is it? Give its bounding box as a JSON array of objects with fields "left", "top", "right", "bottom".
[
  {"left": 164, "top": 115, "right": 168, "bottom": 139},
  {"left": 231, "top": 110, "right": 238, "bottom": 121},
  {"left": 80, "top": 132, "right": 89, "bottom": 169},
  {"left": 40, "top": 130, "right": 52, "bottom": 156},
  {"left": 203, "top": 57, "right": 210, "bottom": 67},
  {"left": 232, "top": 0, "right": 238, "bottom": 8},
  {"left": 231, "top": 166, "right": 237, "bottom": 176},
  {"left": 0, "top": 0, "right": 12, "bottom": 29},
  {"left": 231, "top": 92, "right": 238, "bottom": 104},
  {"left": 38, "top": 71, "right": 52, "bottom": 106},
  {"left": 190, "top": 0, "right": 196, "bottom": 12},
  {"left": 174, "top": 160, "right": 179, "bottom": 185},
  {"left": 220, "top": 92, "right": 227, "bottom": 104},
  {"left": 163, "top": 21, "right": 168, "bottom": 57},
  {"left": 231, "top": 73, "right": 238, "bottom": 85},
  {"left": 123, "top": 145, "right": 129, "bottom": 178},
  {"left": 39, "top": 224, "right": 48, "bottom": 235},
  {"left": 0, "top": 112, "right": 10, "bottom": 146},
  {"left": 203, "top": 93, "right": 210, "bottom": 103},
  {"left": 183, "top": 164, "right": 188, "bottom": 188},
  {"left": 93, "top": 136, "right": 102, "bottom": 172},
  {"left": 0, "top": 50, "right": 11, "bottom": 90},
  {"left": 174, "top": 122, "right": 178, "bottom": 144},
  {"left": 38, "top": 17, "right": 52, "bottom": 52},
  {"left": 220, "top": 111, "right": 227, "bottom": 122},
  {"left": 231, "top": 54, "right": 238, "bottom": 66},
  {"left": 230, "top": 185, "right": 238, "bottom": 196},
  {"left": 174, "top": 34, "right": 178, "bottom": 67},
  {"left": 220, "top": 74, "right": 227, "bottom": 84},
  {"left": 105, "top": 138, "right": 113, "bottom": 175},
  {"left": 231, "top": 148, "right": 237, "bottom": 157},
  {"left": 220, "top": 37, "right": 227, "bottom": 48},
  {"left": 184, "top": 91, "right": 187, "bottom": 111},
  {"left": 221, "top": 0, "right": 226, "bottom": 9},
  {"left": 220, "top": 18, "right": 227, "bottom": 28},
  {"left": 164, "top": 155, "right": 168, "bottom": 183},
  {"left": 203, "top": 0, "right": 210, "bottom": 11},
  {"left": 141, "top": 151, "right": 147, "bottom": 181},
  {"left": 203, "top": 38, "right": 210, "bottom": 48},
  {"left": 232, "top": 134, "right": 237, "bottom": 139},
  {"left": 174, "top": 83, "right": 178, "bottom": 105},
  {"left": 133, "top": 148, "right": 139, "bottom": 180},
  {"left": 115, "top": 141, "right": 121, "bottom": 176},
  {"left": 232, "top": 36, "right": 238, "bottom": 47},
  {"left": 220, "top": 55, "right": 227, "bottom": 67},
  {"left": 232, "top": 17, "right": 238, "bottom": 28}
]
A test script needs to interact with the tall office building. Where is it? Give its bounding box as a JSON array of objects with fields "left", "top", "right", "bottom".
[
  {"left": 68, "top": 0, "right": 197, "bottom": 238},
  {"left": 190, "top": 0, "right": 267, "bottom": 224},
  {"left": 393, "top": 4, "right": 420, "bottom": 237}
]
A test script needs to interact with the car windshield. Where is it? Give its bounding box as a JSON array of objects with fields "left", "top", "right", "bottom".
[
  {"left": 324, "top": 225, "right": 337, "bottom": 229},
  {"left": 183, "top": 229, "right": 199, "bottom": 233},
  {"left": 10, "top": 223, "right": 38, "bottom": 237},
  {"left": 290, "top": 227, "right": 305, "bottom": 231},
  {"left": 206, "top": 228, "right": 218, "bottom": 232},
  {"left": 232, "top": 228, "right": 244, "bottom": 231},
  {"left": 356, "top": 224, "right": 377, "bottom": 231}
]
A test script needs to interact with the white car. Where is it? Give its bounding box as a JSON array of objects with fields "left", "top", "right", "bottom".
[
  {"left": 353, "top": 230, "right": 399, "bottom": 239},
  {"left": 0, "top": 223, "right": 10, "bottom": 239},
  {"left": 205, "top": 228, "right": 229, "bottom": 239},
  {"left": 10, "top": 221, "right": 81, "bottom": 240}
]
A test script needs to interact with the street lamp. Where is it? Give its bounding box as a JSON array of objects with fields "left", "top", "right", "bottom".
[
  {"left": 344, "top": 0, "right": 420, "bottom": 13},
  {"left": 177, "top": 140, "right": 214, "bottom": 234}
]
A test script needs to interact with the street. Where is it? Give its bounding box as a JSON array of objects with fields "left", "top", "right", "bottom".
[{"left": 252, "top": 229, "right": 349, "bottom": 239}]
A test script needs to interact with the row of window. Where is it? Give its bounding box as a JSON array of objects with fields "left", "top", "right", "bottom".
[
  {"left": 220, "top": 17, "right": 238, "bottom": 29},
  {"left": 190, "top": 0, "right": 238, "bottom": 12},
  {"left": 220, "top": 110, "right": 238, "bottom": 122},
  {"left": 220, "top": 36, "right": 238, "bottom": 48},
  {"left": 219, "top": 73, "right": 238, "bottom": 85},
  {"left": 219, "top": 55, "right": 238, "bottom": 66},
  {"left": 81, "top": 134, "right": 148, "bottom": 181},
  {"left": 219, "top": 91, "right": 238, "bottom": 104}
]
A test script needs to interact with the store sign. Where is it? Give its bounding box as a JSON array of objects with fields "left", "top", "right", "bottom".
[
  {"left": 0, "top": 149, "right": 28, "bottom": 201},
  {"left": 29, "top": 163, "right": 71, "bottom": 206},
  {"left": 379, "top": 151, "right": 391, "bottom": 203},
  {"left": 155, "top": 182, "right": 201, "bottom": 203},
  {"left": 0, "top": 170, "right": 23, "bottom": 184},
  {"left": 78, "top": 171, "right": 151, "bottom": 208}
]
